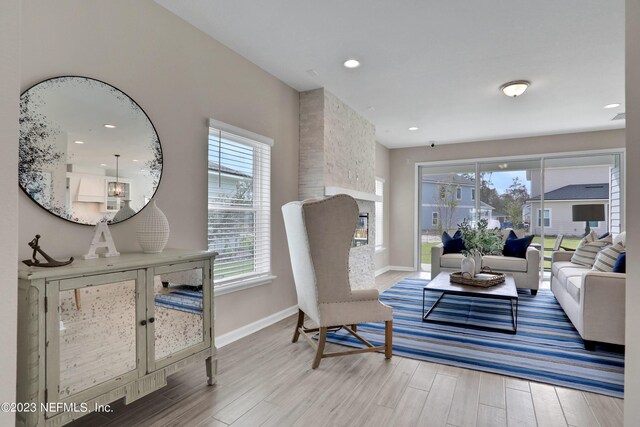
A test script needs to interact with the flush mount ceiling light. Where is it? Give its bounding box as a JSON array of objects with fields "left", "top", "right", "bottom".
[
  {"left": 74, "top": 140, "right": 85, "bottom": 144},
  {"left": 343, "top": 59, "right": 361, "bottom": 69},
  {"left": 604, "top": 103, "right": 621, "bottom": 109},
  {"left": 408, "top": 126, "right": 419, "bottom": 131},
  {"left": 104, "top": 124, "right": 116, "bottom": 129},
  {"left": 500, "top": 80, "right": 530, "bottom": 97}
]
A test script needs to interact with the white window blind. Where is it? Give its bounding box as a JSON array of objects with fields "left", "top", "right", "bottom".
[
  {"left": 208, "top": 119, "right": 272, "bottom": 286},
  {"left": 375, "top": 178, "right": 384, "bottom": 248}
]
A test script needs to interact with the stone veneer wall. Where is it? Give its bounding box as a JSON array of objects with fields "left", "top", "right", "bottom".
[
  {"left": 299, "top": 88, "right": 376, "bottom": 289},
  {"left": 323, "top": 90, "right": 376, "bottom": 194}
]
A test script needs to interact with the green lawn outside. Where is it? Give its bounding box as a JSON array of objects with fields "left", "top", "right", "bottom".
[{"left": 421, "top": 235, "right": 583, "bottom": 269}]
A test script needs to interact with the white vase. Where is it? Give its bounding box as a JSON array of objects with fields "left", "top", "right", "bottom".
[
  {"left": 112, "top": 199, "right": 136, "bottom": 223},
  {"left": 461, "top": 256, "right": 475, "bottom": 277},
  {"left": 474, "top": 253, "right": 483, "bottom": 274},
  {"left": 136, "top": 200, "right": 170, "bottom": 253}
]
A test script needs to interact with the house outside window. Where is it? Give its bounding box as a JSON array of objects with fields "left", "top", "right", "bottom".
[
  {"left": 432, "top": 211, "right": 439, "bottom": 226},
  {"left": 456, "top": 187, "right": 462, "bottom": 200},
  {"left": 208, "top": 119, "right": 272, "bottom": 289},
  {"left": 537, "top": 208, "right": 551, "bottom": 227},
  {"left": 471, "top": 188, "right": 476, "bottom": 201},
  {"left": 375, "top": 178, "right": 384, "bottom": 248}
]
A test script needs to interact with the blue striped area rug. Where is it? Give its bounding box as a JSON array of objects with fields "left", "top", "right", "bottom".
[
  {"left": 154, "top": 289, "right": 203, "bottom": 314},
  {"left": 326, "top": 278, "right": 624, "bottom": 398}
]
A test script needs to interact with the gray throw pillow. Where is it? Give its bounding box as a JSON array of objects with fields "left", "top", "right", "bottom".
[
  {"left": 571, "top": 235, "right": 612, "bottom": 267},
  {"left": 592, "top": 242, "right": 626, "bottom": 272}
]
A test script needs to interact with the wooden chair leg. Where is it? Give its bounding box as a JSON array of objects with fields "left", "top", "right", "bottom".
[
  {"left": 350, "top": 324, "right": 357, "bottom": 332},
  {"left": 74, "top": 289, "right": 81, "bottom": 310},
  {"left": 292, "top": 309, "right": 304, "bottom": 343},
  {"left": 384, "top": 320, "right": 393, "bottom": 359},
  {"left": 312, "top": 327, "right": 327, "bottom": 369}
]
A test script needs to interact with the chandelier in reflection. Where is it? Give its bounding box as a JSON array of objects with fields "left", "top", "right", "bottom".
[{"left": 107, "top": 154, "right": 125, "bottom": 197}]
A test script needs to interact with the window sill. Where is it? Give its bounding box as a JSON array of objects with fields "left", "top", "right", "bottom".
[
  {"left": 375, "top": 247, "right": 387, "bottom": 253},
  {"left": 215, "top": 275, "right": 276, "bottom": 296}
]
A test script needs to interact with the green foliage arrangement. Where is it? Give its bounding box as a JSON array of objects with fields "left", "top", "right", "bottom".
[{"left": 458, "top": 218, "right": 504, "bottom": 257}]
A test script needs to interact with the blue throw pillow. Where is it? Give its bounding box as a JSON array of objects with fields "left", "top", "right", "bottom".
[
  {"left": 613, "top": 252, "right": 626, "bottom": 273},
  {"left": 442, "top": 231, "right": 465, "bottom": 254},
  {"left": 506, "top": 230, "right": 518, "bottom": 240},
  {"left": 503, "top": 235, "right": 534, "bottom": 259},
  {"left": 599, "top": 232, "right": 610, "bottom": 239}
]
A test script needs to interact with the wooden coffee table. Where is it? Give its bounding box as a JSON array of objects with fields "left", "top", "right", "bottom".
[{"left": 422, "top": 271, "right": 519, "bottom": 334}]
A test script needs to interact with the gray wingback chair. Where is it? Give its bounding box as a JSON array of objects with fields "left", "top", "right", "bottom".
[{"left": 282, "top": 194, "right": 393, "bottom": 368}]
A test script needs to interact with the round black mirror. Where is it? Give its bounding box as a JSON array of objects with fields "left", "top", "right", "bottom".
[{"left": 19, "top": 76, "right": 163, "bottom": 225}]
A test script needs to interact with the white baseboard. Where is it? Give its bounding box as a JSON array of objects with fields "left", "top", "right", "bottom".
[
  {"left": 388, "top": 265, "right": 416, "bottom": 272},
  {"left": 215, "top": 305, "right": 298, "bottom": 348},
  {"left": 375, "top": 266, "right": 391, "bottom": 276}
]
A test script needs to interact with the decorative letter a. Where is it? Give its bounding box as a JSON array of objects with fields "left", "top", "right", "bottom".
[{"left": 83, "top": 222, "right": 120, "bottom": 259}]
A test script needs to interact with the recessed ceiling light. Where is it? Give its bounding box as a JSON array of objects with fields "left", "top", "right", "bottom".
[
  {"left": 104, "top": 124, "right": 116, "bottom": 128},
  {"left": 74, "top": 140, "right": 85, "bottom": 144},
  {"left": 132, "top": 159, "right": 139, "bottom": 162},
  {"left": 100, "top": 163, "right": 107, "bottom": 167},
  {"left": 500, "top": 80, "right": 530, "bottom": 97},
  {"left": 604, "top": 103, "right": 621, "bottom": 109},
  {"left": 408, "top": 127, "right": 419, "bottom": 131},
  {"left": 343, "top": 59, "right": 361, "bottom": 69}
]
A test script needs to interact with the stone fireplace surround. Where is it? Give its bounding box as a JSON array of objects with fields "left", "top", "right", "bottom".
[{"left": 299, "top": 88, "right": 377, "bottom": 289}]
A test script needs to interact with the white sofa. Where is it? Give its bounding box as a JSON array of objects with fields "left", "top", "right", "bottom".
[
  {"left": 551, "top": 250, "right": 625, "bottom": 349},
  {"left": 431, "top": 245, "right": 541, "bottom": 294}
]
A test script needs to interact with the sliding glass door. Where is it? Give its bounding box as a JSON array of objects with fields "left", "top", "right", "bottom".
[
  {"left": 418, "top": 151, "right": 623, "bottom": 277},
  {"left": 418, "top": 163, "right": 476, "bottom": 271}
]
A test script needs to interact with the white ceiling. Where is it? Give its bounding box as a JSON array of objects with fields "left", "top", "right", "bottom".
[{"left": 155, "top": 0, "right": 625, "bottom": 148}]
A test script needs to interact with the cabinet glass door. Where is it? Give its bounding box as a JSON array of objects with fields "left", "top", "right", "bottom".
[
  {"left": 150, "top": 261, "right": 210, "bottom": 368},
  {"left": 51, "top": 270, "right": 143, "bottom": 405}
]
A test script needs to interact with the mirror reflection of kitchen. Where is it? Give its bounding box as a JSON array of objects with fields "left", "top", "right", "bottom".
[{"left": 19, "top": 76, "right": 162, "bottom": 225}]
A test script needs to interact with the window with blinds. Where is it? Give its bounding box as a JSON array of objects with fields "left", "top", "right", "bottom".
[
  {"left": 208, "top": 119, "right": 272, "bottom": 287},
  {"left": 375, "top": 178, "right": 384, "bottom": 248}
]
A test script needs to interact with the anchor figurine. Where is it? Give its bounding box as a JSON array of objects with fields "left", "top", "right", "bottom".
[{"left": 22, "top": 234, "right": 74, "bottom": 267}]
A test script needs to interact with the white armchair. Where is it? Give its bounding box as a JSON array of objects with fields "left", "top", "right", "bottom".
[{"left": 282, "top": 194, "right": 393, "bottom": 368}]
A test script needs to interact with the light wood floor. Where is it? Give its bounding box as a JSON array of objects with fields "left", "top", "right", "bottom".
[{"left": 69, "top": 271, "right": 623, "bottom": 427}]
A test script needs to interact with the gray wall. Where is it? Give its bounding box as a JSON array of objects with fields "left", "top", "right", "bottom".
[
  {"left": 626, "top": 0, "right": 640, "bottom": 423},
  {"left": 374, "top": 142, "right": 390, "bottom": 271},
  {"left": 0, "top": 1, "right": 19, "bottom": 423},
  {"left": 389, "top": 129, "right": 625, "bottom": 268},
  {"left": 19, "top": 0, "right": 300, "bottom": 336}
]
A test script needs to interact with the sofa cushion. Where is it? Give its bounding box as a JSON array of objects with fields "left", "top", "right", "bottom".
[
  {"left": 558, "top": 266, "right": 589, "bottom": 284},
  {"left": 613, "top": 231, "right": 626, "bottom": 247},
  {"left": 505, "top": 229, "right": 518, "bottom": 240},
  {"left": 566, "top": 276, "right": 583, "bottom": 303},
  {"left": 502, "top": 235, "right": 535, "bottom": 259},
  {"left": 613, "top": 252, "right": 626, "bottom": 273},
  {"left": 441, "top": 253, "right": 464, "bottom": 269},
  {"left": 571, "top": 235, "right": 612, "bottom": 267},
  {"left": 442, "top": 230, "right": 465, "bottom": 254},
  {"left": 552, "top": 261, "right": 575, "bottom": 278},
  {"left": 592, "top": 242, "right": 626, "bottom": 272},
  {"left": 482, "top": 255, "right": 527, "bottom": 273}
]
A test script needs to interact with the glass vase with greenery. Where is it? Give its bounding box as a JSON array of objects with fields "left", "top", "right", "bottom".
[{"left": 458, "top": 218, "right": 504, "bottom": 257}]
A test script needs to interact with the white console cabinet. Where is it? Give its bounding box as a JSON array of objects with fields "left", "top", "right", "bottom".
[{"left": 17, "top": 250, "right": 217, "bottom": 426}]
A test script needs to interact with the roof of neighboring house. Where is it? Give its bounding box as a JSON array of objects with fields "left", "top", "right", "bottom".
[
  {"left": 480, "top": 201, "right": 494, "bottom": 210},
  {"left": 527, "top": 183, "right": 609, "bottom": 201},
  {"left": 422, "top": 174, "right": 474, "bottom": 186},
  {"left": 207, "top": 161, "right": 251, "bottom": 178}
]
